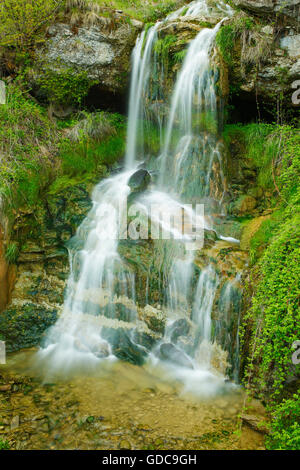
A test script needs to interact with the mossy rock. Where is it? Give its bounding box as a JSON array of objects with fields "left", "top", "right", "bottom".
[
  {"left": 230, "top": 194, "right": 257, "bottom": 216},
  {"left": 101, "top": 327, "right": 148, "bottom": 366},
  {"left": 0, "top": 303, "right": 58, "bottom": 352}
]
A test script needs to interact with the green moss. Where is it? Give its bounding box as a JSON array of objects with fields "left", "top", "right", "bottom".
[
  {"left": 0, "top": 82, "right": 60, "bottom": 211},
  {"left": 216, "top": 25, "right": 235, "bottom": 66},
  {"left": 154, "top": 34, "right": 178, "bottom": 66},
  {"left": 5, "top": 242, "right": 19, "bottom": 264},
  {"left": 241, "top": 124, "right": 300, "bottom": 450},
  {"left": 37, "top": 66, "right": 96, "bottom": 106},
  {"left": 223, "top": 123, "right": 281, "bottom": 192},
  {"left": 0, "top": 439, "right": 10, "bottom": 450}
]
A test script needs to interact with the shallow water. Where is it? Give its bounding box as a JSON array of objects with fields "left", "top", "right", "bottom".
[{"left": 0, "top": 350, "right": 266, "bottom": 450}]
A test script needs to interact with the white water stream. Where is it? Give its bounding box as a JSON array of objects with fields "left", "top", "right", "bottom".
[{"left": 37, "top": 1, "right": 239, "bottom": 393}]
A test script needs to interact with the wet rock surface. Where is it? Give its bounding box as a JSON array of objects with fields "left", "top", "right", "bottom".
[
  {"left": 0, "top": 305, "right": 58, "bottom": 353},
  {"left": 0, "top": 184, "right": 93, "bottom": 351},
  {"left": 128, "top": 169, "right": 152, "bottom": 194},
  {"left": 159, "top": 343, "right": 194, "bottom": 369},
  {"left": 101, "top": 328, "right": 148, "bottom": 366},
  {"left": 170, "top": 319, "right": 191, "bottom": 344}
]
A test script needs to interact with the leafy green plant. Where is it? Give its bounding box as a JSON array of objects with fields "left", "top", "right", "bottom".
[
  {"left": 0, "top": 82, "right": 60, "bottom": 210},
  {"left": 240, "top": 125, "right": 300, "bottom": 450},
  {"left": 37, "top": 66, "right": 96, "bottom": 106},
  {"left": 0, "top": 0, "right": 62, "bottom": 51},
  {"left": 5, "top": 242, "right": 19, "bottom": 264},
  {"left": 266, "top": 394, "right": 300, "bottom": 450},
  {"left": 0, "top": 439, "right": 10, "bottom": 450},
  {"left": 216, "top": 24, "right": 235, "bottom": 65}
]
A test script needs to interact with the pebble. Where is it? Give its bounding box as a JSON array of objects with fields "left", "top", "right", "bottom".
[
  {"left": 119, "top": 439, "right": 131, "bottom": 450},
  {"left": 11, "top": 415, "right": 20, "bottom": 430}
]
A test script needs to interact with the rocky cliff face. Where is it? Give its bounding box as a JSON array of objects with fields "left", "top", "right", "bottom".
[
  {"left": 30, "top": 3, "right": 299, "bottom": 118},
  {"left": 226, "top": 8, "right": 300, "bottom": 118},
  {"left": 0, "top": 184, "right": 93, "bottom": 351},
  {"left": 36, "top": 17, "right": 143, "bottom": 99},
  {"left": 233, "top": 0, "right": 300, "bottom": 24}
]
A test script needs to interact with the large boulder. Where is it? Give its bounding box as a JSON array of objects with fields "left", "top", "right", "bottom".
[
  {"left": 35, "top": 18, "right": 142, "bottom": 96},
  {"left": 170, "top": 318, "right": 190, "bottom": 343},
  {"left": 0, "top": 303, "right": 58, "bottom": 352},
  {"left": 128, "top": 169, "right": 151, "bottom": 194},
  {"left": 159, "top": 343, "right": 194, "bottom": 369},
  {"left": 101, "top": 328, "right": 148, "bottom": 366},
  {"left": 222, "top": 16, "right": 300, "bottom": 119},
  {"left": 232, "top": 0, "right": 300, "bottom": 24},
  {"left": 139, "top": 304, "right": 166, "bottom": 335}
]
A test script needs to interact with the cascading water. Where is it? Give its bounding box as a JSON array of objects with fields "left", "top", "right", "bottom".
[
  {"left": 167, "top": 0, "right": 233, "bottom": 20},
  {"left": 37, "top": 0, "right": 241, "bottom": 392},
  {"left": 126, "top": 24, "right": 161, "bottom": 168},
  {"left": 37, "top": 169, "right": 140, "bottom": 374}
]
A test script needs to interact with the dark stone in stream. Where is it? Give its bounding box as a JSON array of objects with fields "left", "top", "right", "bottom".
[
  {"left": 128, "top": 169, "right": 151, "bottom": 193},
  {"left": 159, "top": 343, "right": 194, "bottom": 369},
  {"left": 132, "top": 331, "right": 157, "bottom": 351},
  {"left": 101, "top": 327, "right": 147, "bottom": 366},
  {"left": 170, "top": 319, "right": 190, "bottom": 344}
]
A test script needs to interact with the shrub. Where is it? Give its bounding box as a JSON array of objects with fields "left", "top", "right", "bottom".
[
  {"left": 266, "top": 394, "right": 300, "bottom": 450},
  {"left": 0, "top": 0, "right": 62, "bottom": 50},
  {"left": 0, "top": 439, "right": 10, "bottom": 450},
  {"left": 37, "top": 67, "right": 95, "bottom": 106},
  {"left": 0, "top": 82, "right": 60, "bottom": 210},
  {"left": 241, "top": 125, "right": 300, "bottom": 450},
  {"left": 5, "top": 242, "right": 19, "bottom": 264}
]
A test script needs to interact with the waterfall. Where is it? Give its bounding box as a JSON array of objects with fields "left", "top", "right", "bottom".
[
  {"left": 37, "top": 1, "right": 239, "bottom": 389},
  {"left": 167, "top": 0, "right": 233, "bottom": 20},
  {"left": 158, "top": 21, "right": 224, "bottom": 201},
  {"left": 37, "top": 169, "right": 140, "bottom": 374},
  {"left": 125, "top": 24, "right": 160, "bottom": 168}
]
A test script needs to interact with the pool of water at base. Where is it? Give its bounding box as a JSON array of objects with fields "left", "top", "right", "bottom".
[{"left": 0, "top": 349, "right": 266, "bottom": 450}]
